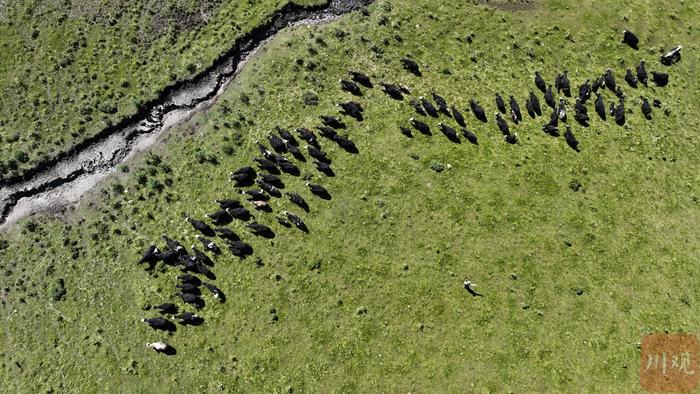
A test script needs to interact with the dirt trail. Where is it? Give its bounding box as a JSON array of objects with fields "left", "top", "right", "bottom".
[{"left": 0, "top": 0, "right": 373, "bottom": 230}]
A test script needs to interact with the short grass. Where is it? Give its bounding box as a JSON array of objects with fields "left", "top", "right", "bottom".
[
  {"left": 0, "top": 0, "right": 698, "bottom": 391},
  {"left": 0, "top": 0, "right": 327, "bottom": 180}
]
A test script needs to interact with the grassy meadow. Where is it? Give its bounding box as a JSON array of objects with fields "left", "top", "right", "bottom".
[
  {"left": 0, "top": 0, "right": 698, "bottom": 391},
  {"left": 0, "top": 0, "right": 325, "bottom": 180}
]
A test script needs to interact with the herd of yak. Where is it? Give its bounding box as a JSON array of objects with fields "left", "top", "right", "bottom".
[
  {"left": 134, "top": 29, "right": 681, "bottom": 354},
  {"left": 135, "top": 71, "right": 365, "bottom": 355},
  {"left": 392, "top": 30, "right": 680, "bottom": 152}
]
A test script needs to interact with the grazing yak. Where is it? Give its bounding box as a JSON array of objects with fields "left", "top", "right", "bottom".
[
  {"left": 206, "top": 209, "right": 232, "bottom": 226},
  {"left": 340, "top": 79, "right": 362, "bottom": 96},
  {"left": 142, "top": 317, "right": 176, "bottom": 332},
  {"left": 461, "top": 128, "right": 478, "bottom": 145},
  {"left": 558, "top": 99, "right": 567, "bottom": 122},
  {"left": 544, "top": 86, "right": 555, "bottom": 109},
  {"left": 525, "top": 97, "right": 535, "bottom": 118},
  {"left": 432, "top": 93, "right": 450, "bottom": 115},
  {"left": 333, "top": 135, "right": 359, "bottom": 154},
  {"left": 185, "top": 217, "right": 215, "bottom": 237},
  {"left": 348, "top": 70, "right": 372, "bottom": 87},
  {"left": 229, "top": 166, "right": 257, "bottom": 187},
  {"left": 535, "top": 71, "right": 547, "bottom": 93},
  {"left": 420, "top": 96, "right": 439, "bottom": 117},
  {"left": 307, "top": 145, "right": 330, "bottom": 164},
  {"left": 175, "top": 312, "right": 204, "bottom": 326},
  {"left": 592, "top": 76, "right": 604, "bottom": 93},
  {"left": 452, "top": 106, "right": 466, "bottom": 127},
  {"left": 529, "top": 91, "right": 542, "bottom": 116},
  {"left": 636, "top": 60, "right": 648, "bottom": 86},
  {"left": 504, "top": 133, "right": 518, "bottom": 144},
  {"left": 578, "top": 80, "right": 591, "bottom": 103},
  {"left": 401, "top": 57, "right": 421, "bottom": 76},
  {"left": 260, "top": 173, "right": 284, "bottom": 188},
  {"left": 308, "top": 183, "right": 331, "bottom": 200},
  {"left": 267, "top": 134, "right": 287, "bottom": 153},
  {"left": 641, "top": 97, "right": 652, "bottom": 119},
  {"left": 439, "top": 123, "right": 460, "bottom": 143},
  {"left": 380, "top": 82, "right": 404, "bottom": 100},
  {"left": 256, "top": 142, "right": 275, "bottom": 160},
  {"left": 286, "top": 192, "right": 309, "bottom": 212},
  {"left": 495, "top": 93, "right": 506, "bottom": 114},
  {"left": 161, "top": 235, "right": 185, "bottom": 253},
  {"left": 625, "top": 69, "right": 638, "bottom": 88},
  {"left": 337, "top": 101, "right": 364, "bottom": 120},
  {"left": 226, "top": 206, "right": 252, "bottom": 222},
  {"left": 175, "top": 282, "right": 201, "bottom": 294},
  {"left": 195, "top": 235, "right": 220, "bottom": 255},
  {"left": 614, "top": 100, "right": 626, "bottom": 126},
  {"left": 286, "top": 143, "right": 305, "bottom": 161},
  {"left": 542, "top": 122, "right": 559, "bottom": 137},
  {"left": 137, "top": 245, "right": 160, "bottom": 266},
  {"left": 153, "top": 303, "right": 179, "bottom": 315},
  {"left": 214, "top": 227, "right": 239, "bottom": 241},
  {"left": 225, "top": 239, "right": 253, "bottom": 258},
  {"left": 509, "top": 95, "right": 522, "bottom": 123},
  {"left": 190, "top": 247, "right": 215, "bottom": 267},
  {"left": 410, "top": 99, "right": 427, "bottom": 116},
  {"left": 276, "top": 126, "right": 297, "bottom": 146},
  {"left": 651, "top": 71, "right": 669, "bottom": 87},
  {"left": 276, "top": 214, "right": 291, "bottom": 227},
  {"left": 320, "top": 115, "right": 345, "bottom": 129},
  {"left": 470, "top": 100, "right": 487, "bottom": 122},
  {"left": 409, "top": 118, "right": 431, "bottom": 135},
  {"left": 564, "top": 125, "right": 580, "bottom": 152},
  {"left": 317, "top": 125, "right": 338, "bottom": 140},
  {"left": 253, "top": 157, "right": 279, "bottom": 175},
  {"left": 256, "top": 179, "right": 282, "bottom": 198},
  {"left": 203, "top": 283, "right": 226, "bottom": 302},
  {"left": 295, "top": 128, "right": 319, "bottom": 147},
  {"left": 660, "top": 46, "right": 682, "bottom": 66},
  {"left": 285, "top": 211, "right": 309, "bottom": 233},
  {"left": 604, "top": 68, "right": 617, "bottom": 91},
  {"left": 556, "top": 71, "right": 571, "bottom": 97},
  {"left": 246, "top": 223, "right": 275, "bottom": 238},
  {"left": 176, "top": 292, "right": 204, "bottom": 308},
  {"left": 276, "top": 158, "right": 300, "bottom": 176},
  {"left": 400, "top": 125, "right": 413, "bottom": 138},
  {"left": 146, "top": 342, "right": 176, "bottom": 355},
  {"left": 242, "top": 188, "right": 269, "bottom": 202},
  {"left": 615, "top": 86, "right": 625, "bottom": 100},
  {"left": 495, "top": 113, "right": 509, "bottom": 135},
  {"left": 574, "top": 98, "right": 590, "bottom": 126},
  {"left": 622, "top": 29, "right": 639, "bottom": 50},
  {"left": 176, "top": 274, "right": 202, "bottom": 285},
  {"left": 594, "top": 94, "right": 607, "bottom": 121},
  {"left": 313, "top": 160, "right": 335, "bottom": 177}
]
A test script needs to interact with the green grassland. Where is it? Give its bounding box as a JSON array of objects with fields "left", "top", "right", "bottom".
[
  {"left": 1, "top": 0, "right": 699, "bottom": 391},
  {"left": 0, "top": 0, "right": 326, "bottom": 180}
]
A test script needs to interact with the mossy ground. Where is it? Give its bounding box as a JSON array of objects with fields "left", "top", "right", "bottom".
[{"left": 0, "top": 0, "right": 698, "bottom": 392}]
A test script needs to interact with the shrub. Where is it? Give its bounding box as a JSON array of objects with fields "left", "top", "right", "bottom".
[
  {"left": 51, "top": 279, "right": 67, "bottom": 301},
  {"left": 430, "top": 160, "right": 445, "bottom": 173},
  {"left": 302, "top": 91, "right": 319, "bottom": 106},
  {"left": 111, "top": 183, "right": 125, "bottom": 195}
]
